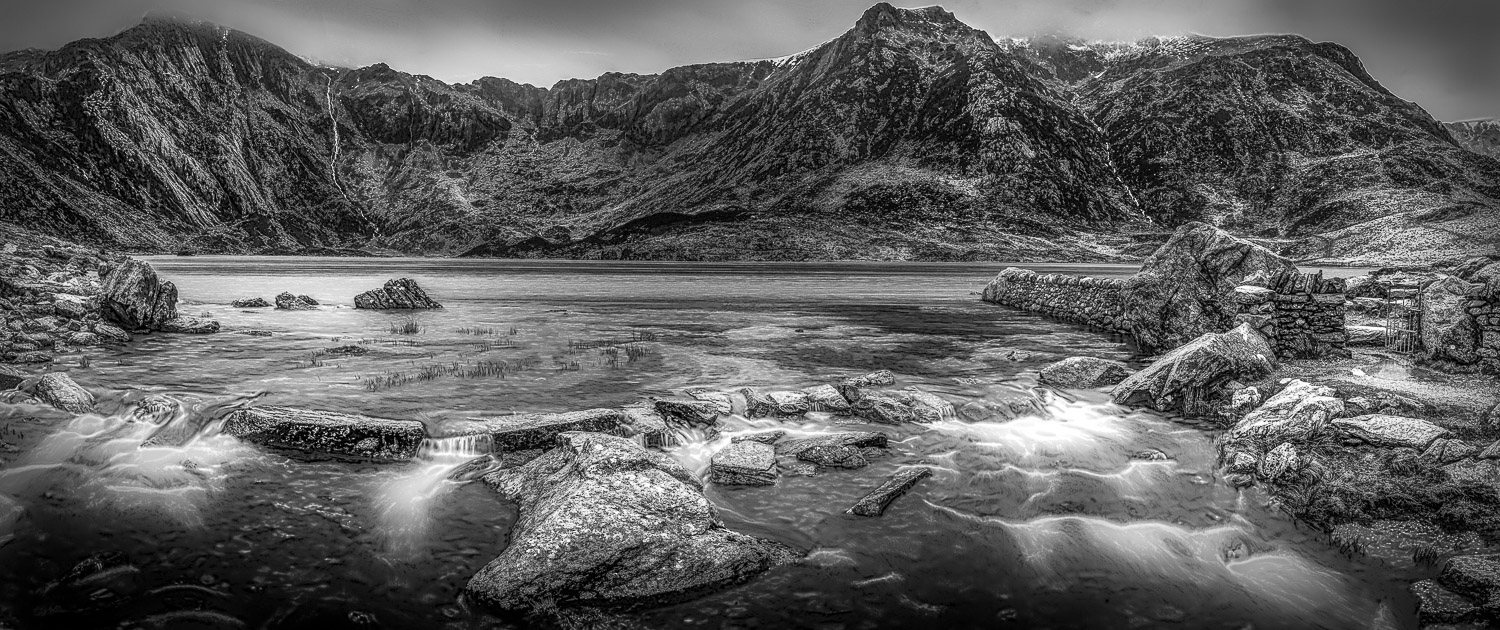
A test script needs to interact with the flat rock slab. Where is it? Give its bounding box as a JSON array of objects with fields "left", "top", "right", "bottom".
[
  {"left": 847, "top": 467, "right": 933, "bottom": 517},
  {"left": 34, "top": 372, "right": 94, "bottom": 413},
  {"left": 466, "top": 432, "right": 799, "bottom": 612},
  {"left": 1038, "top": 356, "right": 1134, "bottom": 389},
  {"left": 222, "top": 406, "right": 426, "bottom": 461},
  {"left": 443, "top": 408, "right": 624, "bottom": 451},
  {"left": 776, "top": 432, "right": 888, "bottom": 459},
  {"left": 1333, "top": 414, "right": 1449, "bottom": 450},
  {"left": 710, "top": 441, "right": 778, "bottom": 485}
]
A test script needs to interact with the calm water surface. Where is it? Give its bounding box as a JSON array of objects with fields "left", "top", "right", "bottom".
[{"left": 0, "top": 258, "right": 1406, "bottom": 629}]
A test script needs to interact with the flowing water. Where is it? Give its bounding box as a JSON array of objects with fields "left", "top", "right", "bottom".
[{"left": 0, "top": 258, "right": 1408, "bottom": 629}]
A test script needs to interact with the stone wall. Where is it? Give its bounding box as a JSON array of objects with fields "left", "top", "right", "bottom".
[
  {"left": 1458, "top": 281, "right": 1500, "bottom": 374},
  {"left": 1231, "top": 271, "right": 1349, "bottom": 359},
  {"left": 980, "top": 267, "right": 1128, "bottom": 333}
]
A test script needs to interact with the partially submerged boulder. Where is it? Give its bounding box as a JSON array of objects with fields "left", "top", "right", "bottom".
[
  {"left": 777, "top": 432, "right": 888, "bottom": 459},
  {"left": 847, "top": 467, "right": 932, "bottom": 517},
  {"left": 1333, "top": 414, "right": 1450, "bottom": 450},
  {"left": 439, "top": 409, "right": 624, "bottom": 451},
  {"left": 710, "top": 440, "right": 778, "bottom": 486},
  {"left": 465, "top": 432, "right": 799, "bottom": 611},
  {"left": 33, "top": 372, "right": 93, "bottom": 413},
  {"left": 159, "top": 317, "right": 220, "bottom": 334},
  {"left": 1038, "top": 356, "right": 1134, "bottom": 389},
  {"left": 1120, "top": 222, "right": 1298, "bottom": 351},
  {"left": 99, "top": 259, "right": 177, "bottom": 330},
  {"left": 222, "top": 406, "right": 426, "bottom": 461},
  {"left": 273, "top": 292, "right": 317, "bottom": 310},
  {"left": 1111, "top": 324, "right": 1277, "bottom": 412},
  {"left": 231, "top": 297, "right": 270, "bottom": 308},
  {"left": 354, "top": 278, "right": 442, "bottom": 309}
]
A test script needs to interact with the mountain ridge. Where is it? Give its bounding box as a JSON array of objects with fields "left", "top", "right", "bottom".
[{"left": 0, "top": 4, "right": 1495, "bottom": 264}]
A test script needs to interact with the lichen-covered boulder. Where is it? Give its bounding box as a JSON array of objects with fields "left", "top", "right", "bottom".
[
  {"left": 1038, "top": 356, "right": 1134, "bottom": 389},
  {"left": 99, "top": 259, "right": 177, "bottom": 330},
  {"left": 847, "top": 467, "right": 932, "bottom": 517},
  {"left": 1332, "top": 414, "right": 1450, "bottom": 450},
  {"left": 1121, "top": 222, "right": 1298, "bottom": 352},
  {"left": 465, "top": 432, "right": 799, "bottom": 611},
  {"left": 33, "top": 372, "right": 94, "bottom": 413},
  {"left": 1421, "top": 275, "right": 1480, "bottom": 365},
  {"left": 354, "top": 278, "right": 442, "bottom": 309},
  {"left": 710, "top": 440, "right": 778, "bottom": 485},
  {"left": 1111, "top": 324, "right": 1277, "bottom": 412},
  {"left": 1224, "top": 380, "right": 1343, "bottom": 448},
  {"left": 222, "top": 406, "right": 426, "bottom": 461}
]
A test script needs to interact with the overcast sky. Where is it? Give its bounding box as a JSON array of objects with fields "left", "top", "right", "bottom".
[{"left": 0, "top": 0, "right": 1494, "bottom": 121}]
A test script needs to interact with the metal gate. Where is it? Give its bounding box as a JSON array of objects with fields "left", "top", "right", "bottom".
[{"left": 1384, "top": 288, "right": 1422, "bottom": 353}]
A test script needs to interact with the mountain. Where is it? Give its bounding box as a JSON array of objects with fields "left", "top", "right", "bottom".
[
  {"left": 1448, "top": 119, "right": 1500, "bottom": 160},
  {"left": 0, "top": 4, "right": 1495, "bottom": 263}
]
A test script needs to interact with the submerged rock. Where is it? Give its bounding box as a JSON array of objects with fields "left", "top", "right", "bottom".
[
  {"left": 847, "top": 467, "right": 932, "bottom": 517},
  {"left": 1111, "top": 323, "right": 1276, "bottom": 413},
  {"left": 354, "top": 278, "right": 442, "bottom": 309},
  {"left": 159, "top": 317, "right": 220, "bottom": 334},
  {"left": 443, "top": 409, "right": 625, "bottom": 451},
  {"left": 710, "top": 440, "right": 778, "bottom": 486},
  {"left": 1038, "top": 356, "right": 1134, "bottom": 389},
  {"left": 222, "top": 406, "right": 426, "bottom": 461},
  {"left": 33, "top": 372, "right": 94, "bottom": 413},
  {"left": 465, "top": 432, "right": 799, "bottom": 611},
  {"left": 231, "top": 297, "right": 270, "bottom": 308},
  {"left": 797, "top": 444, "right": 867, "bottom": 468},
  {"left": 99, "top": 259, "right": 178, "bottom": 330},
  {"left": 273, "top": 292, "right": 317, "bottom": 310},
  {"left": 1333, "top": 414, "right": 1449, "bottom": 450},
  {"left": 325, "top": 345, "right": 368, "bottom": 356}
]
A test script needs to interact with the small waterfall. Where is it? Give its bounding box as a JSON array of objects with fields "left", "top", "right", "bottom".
[
  {"left": 373, "top": 434, "right": 496, "bottom": 559},
  {"left": 662, "top": 426, "right": 730, "bottom": 479},
  {"left": 416, "top": 434, "right": 492, "bottom": 460}
]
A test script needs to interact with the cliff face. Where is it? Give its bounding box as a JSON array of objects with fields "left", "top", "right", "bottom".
[{"left": 0, "top": 5, "right": 1495, "bottom": 263}]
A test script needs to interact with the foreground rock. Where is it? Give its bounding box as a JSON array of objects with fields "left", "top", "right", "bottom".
[
  {"left": 847, "top": 467, "right": 933, "bottom": 516},
  {"left": 354, "top": 278, "right": 442, "bottom": 309},
  {"left": 99, "top": 259, "right": 178, "bottom": 330},
  {"left": 439, "top": 409, "right": 624, "bottom": 451},
  {"left": 33, "top": 372, "right": 94, "bottom": 413},
  {"left": 710, "top": 440, "right": 778, "bottom": 486},
  {"left": 223, "top": 406, "right": 426, "bottom": 461},
  {"left": 1332, "top": 414, "right": 1450, "bottom": 450},
  {"left": 1120, "top": 223, "right": 1299, "bottom": 352},
  {"left": 1038, "top": 356, "right": 1134, "bottom": 389},
  {"left": 465, "top": 432, "right": 799, "bottom": 611},
  {"left": 1111, "top": 323, "right": 1276, "bottom": 413}
]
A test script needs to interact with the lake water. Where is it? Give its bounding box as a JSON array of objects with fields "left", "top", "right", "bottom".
[{"left": 0, "top": 258, "right": 1408, "bottom": 629}]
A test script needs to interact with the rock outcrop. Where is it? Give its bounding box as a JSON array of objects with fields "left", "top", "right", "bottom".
[
  {"left": 222, "top": 406, "right": 426, "bottom": 460},
  {"left": 1111, "top": 323, "right": 1277, "bottom": 412},
  {"left": 353, "top": 278, "right": 443, "bottom": 309},
  {"left": 1120, "top": 223, "right": 1298, "bottom": 351},
  {"left": 465, "top": 432, "right": 799, "bottom": 611},
  {"left": 98, "top": 259, "right": 178, "bottom": 330},
  {"left": 1038, "top": 356, "right": 1134, "bottom": 389}
]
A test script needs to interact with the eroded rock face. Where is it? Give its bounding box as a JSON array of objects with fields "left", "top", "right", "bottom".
[
  {"left": 353, "top": 278, "right": 442, "bottom": 309},
  {"left": 99, "top": 259, "right": 178, "bottom": 330},
  {"left": 1120, "top": 223, "right": 1298, "bottom": 352},
  {"left": 1038, "top": 356, "right": 1134, "bottom": 389},
  {"left": 34, "top": 372, "right": 94, "bottom": 413},
  {"left": 465, "top": 432, "right": 799, "bottom": 611},
  {"left": 1111, "top": 323, "right": 1277, "bottom": 412},
  {"left": 222, "top": 406, "right": 426, "bottom": 460}
]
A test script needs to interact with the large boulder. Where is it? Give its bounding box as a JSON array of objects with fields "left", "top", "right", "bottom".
[
  {"left": 1224, "top": 380, "right": 1343, "bottom": 448},
  {"left": 33, "top": 372, "right": 93, "bottom": 413},
  {"left": 1111, "top": 324, "right": 1277, "bottom": 412},
  {"left": 465, "top": 432, "right": 799, "bottom": 611},
  {"left": 1421, "top": 275, "right": 1480, "bottom": 365},
  {"left": 98, "top": 259, "right": 177, "bottom": 330},
  {"left": 1038, "top": 356, "right": 1134, "bottom": 389},
  {"left": 1332, "top": 414, "right": 1450, "bottom": 450},
  {"left": 354, "top": 278, "right": 442, "bottom": 309},
  {"left": 222, "top": 406, "right": 427, "bottom": 461},
  {"left": 1121, "top": 222, "right": 1299, "bottom": 352}
]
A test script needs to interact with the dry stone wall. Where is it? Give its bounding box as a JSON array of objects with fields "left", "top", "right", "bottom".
[
  {"left": 1461, "top": 281, "right": 1500, "bottom": 374},
  {"left": 980, "top": 267, "right": 1128, "bottom": 334},
  {"left": 1232, "top": 272, "right": 1349, "bottom": 359}
]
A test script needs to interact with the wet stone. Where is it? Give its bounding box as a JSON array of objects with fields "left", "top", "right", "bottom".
[
  {"left": 797, "top": 444, "right": 868, "bottom": 469},
  {"left": 777, "top": 432, "right": 889, "bottom": 459},
  {"left": 33, "top": 372, "right": 94, "bottom": 413},
  {"left": 732, "top": 431, "right": 784, "bottom": 445},
  {"left": 847, "top": 467, "right": 933, "bottom": 517},
  {"left": 653, "top": 398, "right": 720, "bottom": 426},
  {"left": 711, "top": 440, "right": 778, "bottom": 486},
  {"left": 222, "top": 406, "right": 426, "bottom": 461}
]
